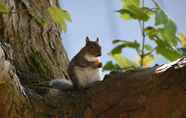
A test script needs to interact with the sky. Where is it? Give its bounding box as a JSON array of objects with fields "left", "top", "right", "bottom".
[{"left": 60, "top": 0, "right": 186, "bottom": 66}]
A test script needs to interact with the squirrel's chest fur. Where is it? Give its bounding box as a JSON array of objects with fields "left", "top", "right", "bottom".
[{"left": 74, "top": 66, "right": 101, "bottom": 87}]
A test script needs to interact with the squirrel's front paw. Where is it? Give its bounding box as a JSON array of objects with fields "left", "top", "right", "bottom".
[
  {"left": 94, "top": 62, "right": 102, "bottom": 68},
  {"left": 97, "top": 62, "right": 102, "bottom": 68},
  {"left": 94, "top": 58, "right": 102, "bottom": 68}
]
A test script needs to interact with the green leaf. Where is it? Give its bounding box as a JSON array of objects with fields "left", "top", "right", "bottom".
[
  {"left": 142, "top": 54, "right": 155, "bottom": 67},
  {"left": 119, "top": 0, "right": 151, "bottom": 21},
  {"left": 144, "top": 44, "right": 153, "bottom": 51},
  {"left": 155, "top": 8, "right": 177, "bottom": 34},
  {"left": 117, "top": 9, "right": 132, "bottom": 20},
  {"left": 155, "top": 8, "right": 168, "bottom": 26},
  {"left": 111, "top": 53, "right": 138, "bottom": 68},
  {"left": 0, "top": 2, "right": 10, "bottom": 13},
  {"left": 156, "top": 47, "right": 181, "bottom": 61},
  {"left": 111, "top": 53, "right": 125, "bottom": 68},
  {"left": 103, "top": 61, "right": 120, "bottom": 71},
  {"left": 178, "top": 33, "right": 186, "bottom": 47},
  {"left": 122, "top": 0, "right": 140, "bottom": 8},
  {"left": 112, "top": 39, "right": 124, "bottom": 44},
  {"left": 111, "top": 44, "right": 123, "bottom": 54},
  {"left": 111, "top": 40, "right": 140, "bottom": 54},
  {"left": 159, "top": 28, "right": 178, "bottom": 47},
  {"left": 111, "top": 39, "right": 139, "bottom": 68},
  {"left": 165, "top": 19, "right": 177, "bottom": 34},
  {"left": 118, "top": 5, "right": 150, "bottom": 21},
  {"left": 112, "top": 40, "right": 140, "bottom": 47},
  {"left": 142, "top": 7, "right": 154, "bottom": 16},
  {"left": 144, "top": 26, "right": 158, "bottom": 39},
  {"left": 155, "top": 38, "right": 181, "bottom": 61},
  {"left": 48, "top": 7, "right": 71, "bottom": 32},
  {"left": 155, "top": 8, "right": 179, "bottom": 47}
]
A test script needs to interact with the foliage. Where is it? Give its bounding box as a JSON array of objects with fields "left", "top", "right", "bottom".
[
  {"left": 0, "top": 2, "right": 71, "bottom": 32},
  {"left": 0, "top": 2, "right": 10, "bottom": 13},
  {"left": 103, "top": 0, "right": 184, "bottom": 71},
  {"left": 48, "top": 7, "right": 71, "bottom": 32},
  {"left": 178, "top": 33, "right": 186, "bottom": 56}
]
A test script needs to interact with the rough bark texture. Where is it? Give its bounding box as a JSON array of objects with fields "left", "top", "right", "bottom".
[
  {"left": 1, "top": 0, "right": 186, "bottom": 118},
  {"left": 1, "top": 44, "right": 186, "bottom": 118},
  {"left": 0, "top": 0, "right": 69, "bottom": 90}
]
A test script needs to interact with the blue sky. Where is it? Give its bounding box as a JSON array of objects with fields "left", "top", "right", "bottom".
[{"left": 61, "top": 0, "right": 186, "bottom": 65}]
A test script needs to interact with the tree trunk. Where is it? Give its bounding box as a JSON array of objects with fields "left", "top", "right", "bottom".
[
  {"left": 1, "top": 0, "right": 186, "bottom": 118},
  {"left": 0, "top": 0, "right": 69, "bottom": 91}
]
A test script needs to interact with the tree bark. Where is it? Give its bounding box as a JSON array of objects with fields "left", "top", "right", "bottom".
[
  {"left": 1, "top": 44, "right": 186, "bottom": 118},
  {"left": 0, "top": 0, "right": 69, "bottom": 91},
  {"left": 1, "top": 0, "right": 186, "bottom": 118}
]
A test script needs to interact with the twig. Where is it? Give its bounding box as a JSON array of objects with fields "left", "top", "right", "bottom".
[
  {"left": 151, "top": 0, "right": 159, "bottom": 7},
  {"left": 140, "top": 0, "right": 145, "bottom": 67},
  {"left": 143, "top": 47, "right": 157, "bottom": 57}
]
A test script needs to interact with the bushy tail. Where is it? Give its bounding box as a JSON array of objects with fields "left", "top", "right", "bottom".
[{"left": 50, "top": 79, "right": 73, "bottom": 90}]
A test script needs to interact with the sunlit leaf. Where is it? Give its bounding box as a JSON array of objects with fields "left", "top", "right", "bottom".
[
  {"left": 178, "top": 33, "right": 186, "bottom": 47},
  {"left": 155, "top": 8, "right": 179, "bottom": 47},
  {"left": 108, "top": 1, "right": 182, "bottom": 70},
  {"left": 103, "top": 61, "right": 120, "bottom": 71},
  {"left": 144, "top": 26, "right": 158, "bottom": 39},
  {"left": 155, "top": 8, "right": 177, "bottom": 35},
  {"left": 119, "top": 0, "right": 151, "bottom": 21},
  {"left": 142, "top": 7, "right": 154, "bottom": 16},
  {"left": 111, "top": 45, "right": 123, "bottom": 54},
  {"left": 118, "top": 9, "right": 132, "bottom": 20},
  {"left": 155, "top": 8, "right": 168, "bottom": 26},
  {"left": 111, "top": 53, "right": 125, "bottom": 68},
  {"left": 122, "top": 0, "right": 140, "bottom": 7},
  {"left": 159, "top": 28, "right": 178, "bottom": 47},
  {"left": 156, "top": 47, "right": 181, "bottom": 61},
  {"left": 155, "top": 38, "right": 182, "bottom": 61},
  {"left": 165, "top": 19, "right": 177, "bottom": 34},
  {"left": 142, "top": 55, "right": 154, "bottom": 67},
  {"left": 118, "top": 5, "right": 150, "bottom": 21},
  {"left": 0, "top": 2, "right": 10, "bottom": 13},
  {"left": 48, "top": 7, "right": 71, "bottom": 32},
  {"left": 111, "top": 53, "right": 138, "bottom": 68},
  {"left": 111, "top": 40, "right": 140, "bottom": 54},
  {"left": 144, "top": 44, "right": 153, "bottom": 51}
]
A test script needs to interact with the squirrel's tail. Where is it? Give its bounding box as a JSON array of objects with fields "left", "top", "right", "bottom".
[{"left": 50, "top": 79, "right": 73, "bottom": 90}]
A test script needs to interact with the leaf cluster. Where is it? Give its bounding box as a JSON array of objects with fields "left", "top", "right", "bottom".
[
  {"left": 48, "top": 7, "right": 71, "bottom": 32},
  {"left": 103, "top": 0, "right": 184, "bottom": 71},
  {"left": 0, "top": 1, "right": 71, "bottom": 32}
]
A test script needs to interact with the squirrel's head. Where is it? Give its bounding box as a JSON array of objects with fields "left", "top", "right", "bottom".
[{"left": 84, "top": 36, "right": 101, "bottom": 57}]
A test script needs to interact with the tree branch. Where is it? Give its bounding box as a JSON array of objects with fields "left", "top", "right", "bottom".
[
  {"left": 1, "top": 40, "right": 186, "bottom": 117},
  {"left": 44, "top": 57, "right": 186, "bottom": 118}
]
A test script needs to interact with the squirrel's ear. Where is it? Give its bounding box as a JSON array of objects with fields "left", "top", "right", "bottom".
[
  {"left": 96, "top": 37, "right": 99, "bottom": 43},
  {"left": 86, "top": 36, "right": 90, "bottom": 43}
]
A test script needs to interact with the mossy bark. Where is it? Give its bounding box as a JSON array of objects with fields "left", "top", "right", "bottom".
[
  {"left": 0, "top": 0, "right": 69, "bottom": 88},
  {"left": 1, "top": 47, "right": 186, "bottom": 118}
]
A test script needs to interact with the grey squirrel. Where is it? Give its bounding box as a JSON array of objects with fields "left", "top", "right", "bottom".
[{"left": 50, "top": 36, "right": 102, "bottom": 90}]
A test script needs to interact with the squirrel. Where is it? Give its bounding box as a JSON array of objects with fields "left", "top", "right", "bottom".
[{"left": 50, "top": 36, "right": 102, "bottom": 90}]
